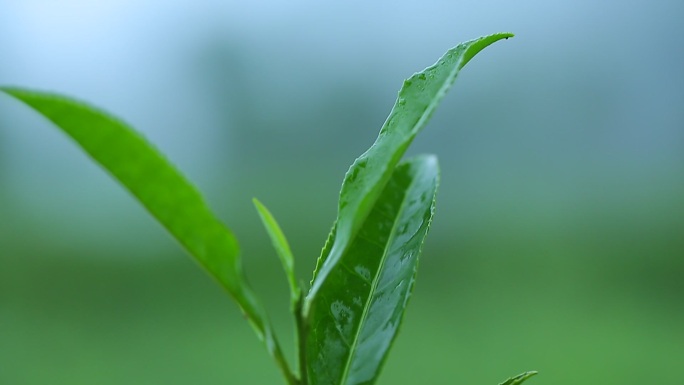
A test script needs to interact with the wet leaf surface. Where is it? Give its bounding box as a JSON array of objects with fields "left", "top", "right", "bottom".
[{"left": 304, "top": 33, "right": 513, "bottom": 385}]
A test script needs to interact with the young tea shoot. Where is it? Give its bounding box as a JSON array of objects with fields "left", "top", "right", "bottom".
[{"left": 1, "top": 32, "right": 535, "bottom": 385}]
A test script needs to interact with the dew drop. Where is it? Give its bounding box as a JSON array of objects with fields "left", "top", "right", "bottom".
[
  {"left": 330, "top": 301, "right": 354, "bottom": 334},
  {"left": 354, "top": 265, "right": 371, "bottom": 282}
]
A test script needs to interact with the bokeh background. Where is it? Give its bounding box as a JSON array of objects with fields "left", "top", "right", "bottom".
[{"left": 1, "top": 1, "right": 683, "bottom": 384}]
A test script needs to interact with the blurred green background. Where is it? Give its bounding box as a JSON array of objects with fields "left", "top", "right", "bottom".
[{"left": 1, "top": 1, "right": 683, "bottom": 384}]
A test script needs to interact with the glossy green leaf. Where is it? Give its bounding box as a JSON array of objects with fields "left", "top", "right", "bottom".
[
  {"left": 304, "top": 155, "right": 439, "bottom": 385},
  {"left": 499, "top": 371, "right": 538, "bottom": 385},
  {"left": 307, "top": 32, "right": 513, "bottom": 298},
  {"left": 0, "top": 88, "right": 297, "bottom": 384},
  {"left": 303, "top": 33, "right": 512, "bottom": 385},
  {"left": 253, "top": 197, "right": 301, "bottom": 307}
]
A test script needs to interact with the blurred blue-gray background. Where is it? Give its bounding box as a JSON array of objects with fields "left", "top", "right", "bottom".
[{"left": 1, "top": 1, "right": 683, "bottom": 384}]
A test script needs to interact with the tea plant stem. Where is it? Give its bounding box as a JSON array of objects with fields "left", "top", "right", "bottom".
[{"left": 295, "top": 297, "right": 309, "bottom": 385}]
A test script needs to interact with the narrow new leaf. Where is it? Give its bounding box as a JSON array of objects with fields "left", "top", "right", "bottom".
[
  {"left": 253, "top": 197, "right": 301, "bottom": 307},
  {"left": 305, "top": 155, "right": 439, "bottom": 385},
  {"left": 308, "top": 32, "right": 513, "bottom": 300},
  {"left": 499, "top": 371, "right": 538, "bottom": 385},
  {"left": 0, "top": 88, "right": 297, "bottom": 384}
]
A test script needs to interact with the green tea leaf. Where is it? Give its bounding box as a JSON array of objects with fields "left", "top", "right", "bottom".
[
  {"left": 304, "top": 155, "right": 439, "bottom": 385},
  {"left": 303, "top": 33, "right": 512, "bottom": 385},
  {"left": 308, "top": 32, "right": 513, "bottom": 298},
  {"left": 499, "top": 371, "right": 538, "bottom": 385},
  {"left": 253, "top": 198, "right": 301, "bottom": 307},
  {"left": 0, "top": 88, "right": 297, "bottom": 384}
]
